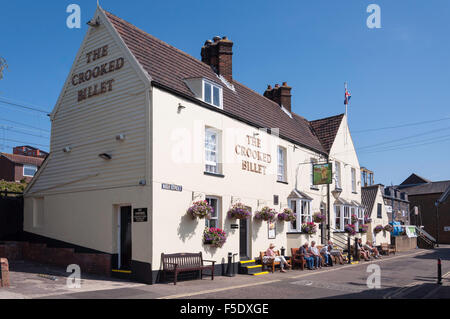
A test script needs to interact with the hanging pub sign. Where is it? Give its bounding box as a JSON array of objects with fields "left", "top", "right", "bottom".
[
  {"left": 313, "top": 163, "right": 333, "bottom": 185},
  {"left": 133, "top": 208, "right": 148, "bottom": 223}
]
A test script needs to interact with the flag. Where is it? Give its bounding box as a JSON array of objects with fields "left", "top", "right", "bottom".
[{"left": 344, "top": 89, "right": 352, "bottom": 105}]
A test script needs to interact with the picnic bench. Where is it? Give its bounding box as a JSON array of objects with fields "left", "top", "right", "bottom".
[
  {"left": 161, "top": 252, "right": 216, "bottom": 285},
  {"left": 380, "top": 243, "right": 396, "bottom": 255}
]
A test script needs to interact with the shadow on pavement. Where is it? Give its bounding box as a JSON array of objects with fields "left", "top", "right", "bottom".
[{"left": 324, "top": 282, "right": 450, "bottom": 299}]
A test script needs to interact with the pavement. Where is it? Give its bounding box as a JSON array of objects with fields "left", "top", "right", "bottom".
[{"left": 1, "top": 246, "right": 450, "bottom": 299}]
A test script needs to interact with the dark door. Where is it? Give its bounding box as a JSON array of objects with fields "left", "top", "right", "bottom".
[
  {"left": 239, "top": 218, "right": 249, "bottom": 260},
  {"left": 120, "top": 206, "right": 132, "bottom": 270}
]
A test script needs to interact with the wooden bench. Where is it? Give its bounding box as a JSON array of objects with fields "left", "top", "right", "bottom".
[
  {"left": 380, "top": 243, "right": 396, "bottom": 255},
  {"left": 259, "top": 251, "right": 291, "bottom": 273},
  {"left": 290, "top": 248, "right": 306, "bottom": 270},
  {"left": 161, "top": 252, "right": 216, "bottom": 285}
]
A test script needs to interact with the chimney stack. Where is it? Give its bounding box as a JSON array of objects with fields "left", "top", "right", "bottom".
[
  {"left": 201, "top": 36, "right": 234, "bottom": 83},
  {"left": 264, "top": 82, "right": 292, "bottom": 112}
]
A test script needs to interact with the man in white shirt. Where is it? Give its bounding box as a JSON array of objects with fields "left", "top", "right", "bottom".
[{"left": 308, "top": 241, "right": 321, "bottom": 269}]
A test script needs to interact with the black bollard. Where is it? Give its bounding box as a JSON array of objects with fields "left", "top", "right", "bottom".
[
  {"left": 438, "top": 258, "right": 442, "bottom": 285},
  {"left": 226, "top": 253, "right": 233, "bottom": 277},
  {"left": 354, "top": 237, "right": 360, "bottom": 261},
  {"left": 347, "top": 236, "right": 352, "bottom": 264}
]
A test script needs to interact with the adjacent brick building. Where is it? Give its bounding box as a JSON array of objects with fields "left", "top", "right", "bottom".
[
  {"left": 398, "top": 174, "right": 450, "bottom": 244},
  {"left": 13, "top": 146, "right": 48, "bottom": 159},
  {"left": 0, "top": 152, "right": 44, "bottom": 182}
]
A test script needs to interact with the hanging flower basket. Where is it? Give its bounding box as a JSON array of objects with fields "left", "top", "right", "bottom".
[
  {"left": 359, "top": 224, "right": 369, "bottom": 233},
  {"left": 254, "top": 207, "right": 277, "bottom": 222},
  {"left": 384, "top": 224, "right": 394, "bottom": 232},
  {"left": 227, "top": 203, "right": 252, "bottom": 220},
  {"left": 312, "top": 212, "right": 326, "bottom": 224},
  {"left": 364, "top": 217, "right": 372, "bottom": 224},
  {"left": 301, "top": 222, "right": 317, "bottom": 235},
  {"left": 203, "top": 227, "right": 227, "bottom": 248},
  {"left": 277, "top": 208, "right": 296, "bottom": 222},
  {"left": 351, "top": 214, "right": 358, "bottom": 224},
  {"left": 344, "top": 224, "right": 356, "bottom": 236},
  {"left": 187, "top": 200, "right": 213, "bottom": 220},
  {"left": 374, "top": 225, "right": 384, "bottom": 234}
]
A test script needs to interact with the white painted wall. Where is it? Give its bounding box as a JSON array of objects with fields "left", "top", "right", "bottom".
[{"left": 150, "top": 87, "right": 327, "bottom": 269}]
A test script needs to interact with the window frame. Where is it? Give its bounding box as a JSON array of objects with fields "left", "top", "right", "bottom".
[
  {"left": 335, "top": 161, "right": 342, "bottom": 189},
  {"left": 205, "top": 196, "right": 221, "bottom": 229},
  {"left": 204, "top": 127, "right": 221, "bottom": 174},
  {"left": 203, "top": 80, "right": 223, "bottom": 109},
  {"left": 288, "top": 199, "right": 312, "bottom": 233},
  {"left": 377, "top": 203, "right": 382, "bottom": 219},
  {"left": 351, "top": 167, "right": 357, "bottom": 193},
  {"left": 23, "top": 164, "right": 38, "bottom": 177},
  {"left": 343, "top": 206, "right": 351, "bottom": 227},
  {"left": 277, "top": 146, "right": 287, "bottom": 183},
  {"left": 334, "top": 205, "right": 343, "bottom": 231}
]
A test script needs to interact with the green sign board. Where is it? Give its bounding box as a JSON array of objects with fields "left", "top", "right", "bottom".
[{"left": 313, "top": 163, "right": 333, "bottom": 185}]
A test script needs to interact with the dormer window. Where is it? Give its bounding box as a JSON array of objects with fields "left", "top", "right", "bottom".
[
  {"left": 184, "top": 77, "right": 223, "bottom": 109},
  {"left": 203, "top": 80, "right": 222, "bottom": 108}
]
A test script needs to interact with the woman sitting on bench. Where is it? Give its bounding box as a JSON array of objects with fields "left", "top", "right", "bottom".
[{"left": 264, "top": 244, "right": 291, "bottom": 273}]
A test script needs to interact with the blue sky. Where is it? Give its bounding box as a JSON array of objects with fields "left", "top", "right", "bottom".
[{"left": 0, "top": 0, "right": 449, "bottom": 185}]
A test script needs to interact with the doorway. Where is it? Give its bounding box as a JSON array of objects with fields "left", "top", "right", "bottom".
[
  {"left": 118, "top": 206, "right": 132, "bottom": 270},
  {"left": 239, "top": 208, "right": 251, "bottom": 260}
]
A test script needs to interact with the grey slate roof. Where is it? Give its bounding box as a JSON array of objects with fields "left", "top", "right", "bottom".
[
  {"left": 402, "top": 181, "right": 450, "bottom": 196},
  {"left": 361, "top": 185, "right": 381, "bottom": 215}
]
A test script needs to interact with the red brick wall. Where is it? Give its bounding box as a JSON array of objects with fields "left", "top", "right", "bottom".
[
  {"left": 409, "top": 193, "right": 450, "bottom": 244},
  {"left": 0, "top": 242, "right": 111, "bottom": 277},
  {"left": 0, "top": 157, "right": 15, "bottom": 182}
]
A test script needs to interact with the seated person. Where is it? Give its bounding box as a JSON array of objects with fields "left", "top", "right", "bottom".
[
  {"left": 264, "top": 244, "right": 291, "bottom": 273},
  {"left": 320, "top": 243, "right": 333, "bottom": 266},
  {"left": 357, "top": 238, "right": 371, "bottom": 261},
  {"left": 299, "top": 242, "right": 315, "bottom": 270},
  {"left": 308, "top": 241, "right": 322, "bottom": 269},
  {"left": 364, "top": 241, "right": 381, "bottom": 259},
  {"left": 328, "top": 241, "right": 344, "bottom": 264}
]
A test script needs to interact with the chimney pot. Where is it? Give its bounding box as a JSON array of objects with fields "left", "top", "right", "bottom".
[
  {"left": 201, "top": 35, "right": 234, "bottom": 83},
  {"left": 264, "top": 82, "right": 292, "bottom": 113}
]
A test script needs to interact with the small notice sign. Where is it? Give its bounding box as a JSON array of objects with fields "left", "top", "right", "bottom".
[
  {"left": 133, "top": 208, "right": 148, "bottom": 223},
  {"left": 444, "top": 226, "right": 450, "bottom": 232},
  {"left": 162, "top": 184, "right": 183, "bottom": 192}
]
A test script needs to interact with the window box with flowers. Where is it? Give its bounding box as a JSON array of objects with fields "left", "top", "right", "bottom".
[
  {"left": 254, "top": 207, "right": 277, "bottom": 222},
  {"left": 277, "top": 208, "right": 296, "bottom": 222},
  {"left": 203, "top": 227, "right": 227, "bottom": 248},
  {"left": 187, "top": 201, "right": 213, "bottom": 220},
  {"left": 227, "top": 203, "right": 252, "bottom": 220},
  {"left": 301, "top": 222, "right": 317, "bottom": 235}
]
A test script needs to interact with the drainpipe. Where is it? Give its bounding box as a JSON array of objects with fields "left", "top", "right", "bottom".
[
  {"left": 435, "top": 201, "right": 440, "bottom": 248},
  {"left": 327, "top": 156, "right": 331, "bottom": 241}
]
